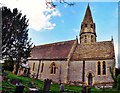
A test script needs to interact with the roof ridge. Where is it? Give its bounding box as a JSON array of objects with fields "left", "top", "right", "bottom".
[
  {"left": 96, "top": 40, "right": 113, "bottom": 43},
  {"left": 79, "top": 40, "right": 113, "bottom": 46},
  {"left": 35, "top": 39, "right": 76, "bottom": 47}
]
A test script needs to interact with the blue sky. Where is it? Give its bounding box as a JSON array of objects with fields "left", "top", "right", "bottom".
[
  {"left": 28, "top": 3, "right": 118, "bottom": 45},
  {"left": 29, "top": 2, "right": 118, "bottom": 45},
  {"left": 1, "top": 1, "right": 118, "bottom": 67}
]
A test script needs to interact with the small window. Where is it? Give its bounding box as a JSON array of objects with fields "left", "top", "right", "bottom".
[
  {"left": 103, "top": 61, "right": 106, "bottom": 75},
  {"left": 91, "top": 24, "right": 93, "bottom": 28},
  {"left": 84, "top": 35, "right": 87, "bottom": 43},
  {"left": 91, "top": 35, "right": 94, "bottom": 42},
  {"left": 41, "top": 63, "right": 44, "bottom": 73},
  {"left": 32, "top": 63, "right": 35, "bottom": 71},
  {"left": 85, "top": 24, "right": 87, "bottom": 27},
  {"left": 97, "top": 62, "right": 101, "bottom": 75},
  {"left": 50, "top": 62, "right": 57, "bottom": 74}
]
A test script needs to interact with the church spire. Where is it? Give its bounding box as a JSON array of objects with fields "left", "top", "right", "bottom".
[
  {"left": 83, "top": 4, "right": 93, "bottom": 23},
  {"left": 79, "top": 4, "right": 97, "bottom": 44}
]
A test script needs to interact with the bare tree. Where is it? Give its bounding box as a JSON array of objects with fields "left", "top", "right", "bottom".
[{"left": 45, "top": 0, "right": 75, "bottom": 9}]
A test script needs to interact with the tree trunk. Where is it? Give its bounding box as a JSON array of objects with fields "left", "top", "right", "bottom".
[{"left": 12, "top": 62, "right": 19, "bottom": 75}]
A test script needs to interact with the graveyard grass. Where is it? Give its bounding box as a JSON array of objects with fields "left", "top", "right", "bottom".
[{"left": 2, "top": 71, "right": 120, "bottom": 93}]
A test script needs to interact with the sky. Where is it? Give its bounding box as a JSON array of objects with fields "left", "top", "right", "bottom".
[{"left": 0, "top": 0, "right": 118, "bottom": 67}]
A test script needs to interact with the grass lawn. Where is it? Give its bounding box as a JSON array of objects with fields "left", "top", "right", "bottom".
[{"left": 2, "top": 71, "right": 120, "bottom": 93}]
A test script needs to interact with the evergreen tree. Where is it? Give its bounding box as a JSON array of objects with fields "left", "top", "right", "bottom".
[{"left": 2, "top": 7, "right": 32, "bottom": 74}]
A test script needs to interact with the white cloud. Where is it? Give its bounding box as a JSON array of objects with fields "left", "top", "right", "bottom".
[
  {"left": 45, "top": 22, "right": 56, "bottom": 30},
  {"left": 72, "top": 28, "right": 79, "bottom": 32},
  {"left": 0, "top": 0, "right": 61, "bottom": 31}
]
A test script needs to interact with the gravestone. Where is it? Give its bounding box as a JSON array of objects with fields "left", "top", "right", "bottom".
[
  {"left": 11, "top": 79, "right": 20, "bottom": 85},
  {"left": 60, "top": 83, "right": 65, "bottom": 92},
  {"left": 14, "top": 84, "right": 24, "bottom": 93},
  {"left": 88, "top": 87, "right": 91, "bottom": 93},
  {"left": 82, "top": 85, "right": 86, "bottom": 93},
  {"left": 43, "top": 79, "right": 52, "bottom": 92}
]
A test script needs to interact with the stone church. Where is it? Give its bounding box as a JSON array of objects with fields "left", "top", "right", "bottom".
[{"left": 28, "top": 5, "right": 115, "bottom": 87}]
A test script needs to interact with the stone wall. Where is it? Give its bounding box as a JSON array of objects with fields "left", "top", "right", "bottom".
[
  {"left": 85, "top": 59, "right": 114, "bottom": 85},
  {"left": 28, "top": 59, "right": 115, "bottom": 86},
  {"left": 28, "top": 60, "right": 40, "bottom": 77},
  {"left": 80, "top": 33, "right": 96, "bottom": 43},
  {"left": 40, "top": 60, "right": 68, "bottom": 84},
  {"left": 28, "top": 60, "right": 68, "bottom": 84},
  {"left": 68, "top": 59, "right": 114, "bottom": 86},
  {"left": 68, "top": 61, "right": 83, "bottom": 85}
]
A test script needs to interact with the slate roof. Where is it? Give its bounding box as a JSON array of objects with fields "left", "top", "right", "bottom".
[
  {"left": 71, "top": 41, "right": 115, "bottom": 61},
  {"left": 29, "top": 40, "right": 75, "bottom": 60},
  {"left": 29, "top": 40, "right": 115, "bottom": 61}
]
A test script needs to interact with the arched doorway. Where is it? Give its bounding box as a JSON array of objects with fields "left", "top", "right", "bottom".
[{"left": 88, "top": 73, "right": 92, "bottom": 86}]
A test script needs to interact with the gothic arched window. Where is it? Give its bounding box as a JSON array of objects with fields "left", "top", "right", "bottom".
[
  {"left": 50, "top": 62, "right": 57, "bottom": 74},
  {"left": 102, "top": 61, "right": 106, "bottom": 75},
  {"left": 97, "top": 61, "right": 101, "bottom": 75},
  {"left": 85, "top": 24, "right": 87, "bottom": 27}
]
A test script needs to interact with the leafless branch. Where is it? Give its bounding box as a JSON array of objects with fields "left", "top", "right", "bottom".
[{"left": 45, "top": 0, "right": 75, "bottom": 9}]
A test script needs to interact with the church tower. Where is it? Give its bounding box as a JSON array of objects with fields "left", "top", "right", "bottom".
[{"left": 80, "top": 4, "right": 97, "bottom": 43}]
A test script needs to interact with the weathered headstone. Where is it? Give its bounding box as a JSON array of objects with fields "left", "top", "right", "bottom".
[
  {"left": 43, "top": 79, "right": 52, "bottom": 92},
  {"left": 82, "top": 85, "right": 86, "bottom": 93},
  {"left": 88, "top": 87, "right": 91, "bottom": 93},
  {"left": 11, "top": 79, "right": 20, "bottom": 85},
  {"left": 14, "top": 84, "right": 24, "bottom": 93},
  {"left": 60, "top": 83, "right": 65, "bottom": 92}
]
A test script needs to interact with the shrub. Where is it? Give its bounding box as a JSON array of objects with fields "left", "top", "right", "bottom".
[
  {"left": 117, "top": 74, "right": 120, "bottom": 90},
  {"left": 109, "top": 66, "right": 117, "bottom": 88},
  {"left": 3, "top": 60, "right": 14, "bottom": 71}
]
